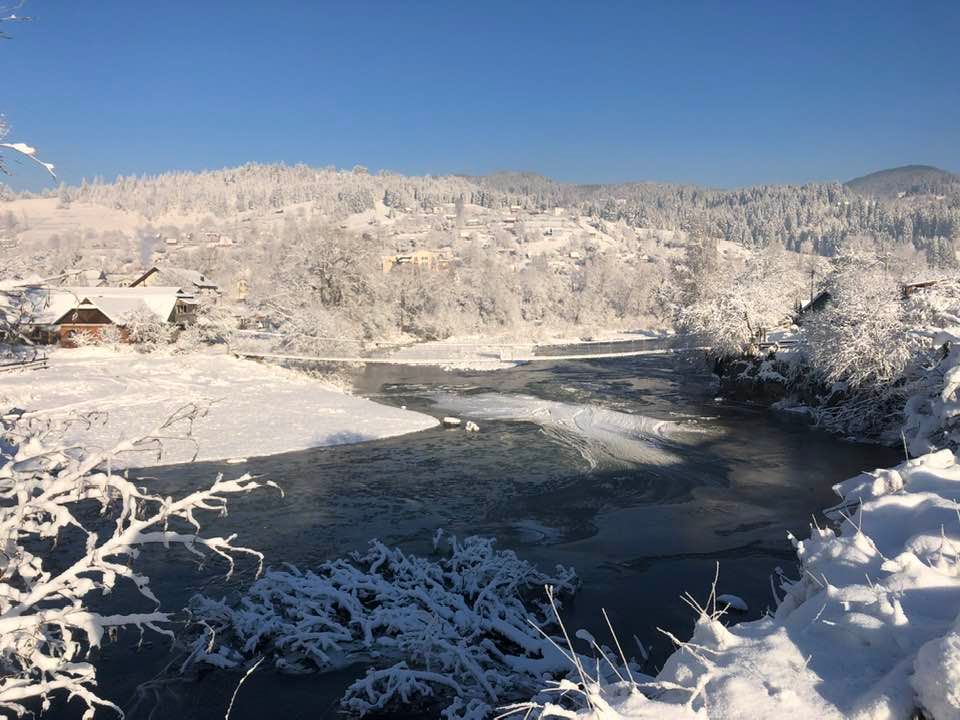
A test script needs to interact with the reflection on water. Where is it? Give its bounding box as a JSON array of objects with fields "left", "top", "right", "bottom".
[{"left": 46, "top": 354, "right": 900, "bottom": 719}]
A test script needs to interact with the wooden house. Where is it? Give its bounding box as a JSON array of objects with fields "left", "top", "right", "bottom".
[{"left": 27, "top": 286, "right": 197, "bottom": 347}]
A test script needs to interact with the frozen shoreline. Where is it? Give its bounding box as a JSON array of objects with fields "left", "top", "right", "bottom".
[
  {"left": 1, "top": 347, "right": 439, "bottom": 467},
  {"left": 546, "top": 449, "right": 960, "bottom": 719}
]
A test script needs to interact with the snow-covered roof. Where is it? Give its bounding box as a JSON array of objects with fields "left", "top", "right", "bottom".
[
  {"left": 27, "top": 286, "right": 192, "bottom": 325},
  {"left": 131, "top": 266, "right": 220, "bottom": 290}
]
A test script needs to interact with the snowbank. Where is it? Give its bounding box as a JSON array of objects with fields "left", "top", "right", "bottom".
[
  {"left": 532, "top": 449, "right": 960, "bottom": 720},
  {"left": 0, "top": 347, "right": 438, "bottom": 466}
]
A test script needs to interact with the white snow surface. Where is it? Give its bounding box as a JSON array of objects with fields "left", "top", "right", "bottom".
[
  {"left": 1, "top": 347, "right": 438, "bottom": 467},
  {"left": 544, "top": 449, "right": 960, "bottom": 719}
]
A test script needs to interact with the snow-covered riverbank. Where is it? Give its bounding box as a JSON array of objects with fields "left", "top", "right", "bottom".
[
  {"left": 0, "top": 347, "right": 439, "bottom": 466},
  {"left": 537, "top": 449, "right": 960, "bottom": 719}
]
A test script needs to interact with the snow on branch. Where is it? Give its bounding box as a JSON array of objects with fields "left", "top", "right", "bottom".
[
  {"left": 0, "top": 404, "right": 273, "bottom": 718},
  {"left": 0, "top": 140, "right": 56, "bottom": 178},
  {"left": 0, "top": 2, "right": 29, "bottom": 39},
  {"left": 184, "top": 534, "right": 579, "bottom": 718}
]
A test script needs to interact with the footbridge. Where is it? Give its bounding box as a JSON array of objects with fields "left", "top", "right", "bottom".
[{"left": 231, "top": 335, "right": 706, "bottom": 366}]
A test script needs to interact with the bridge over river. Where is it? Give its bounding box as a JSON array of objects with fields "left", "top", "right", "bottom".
[{"left": 232, "top": 334, "right": 707, "bottom": 366}]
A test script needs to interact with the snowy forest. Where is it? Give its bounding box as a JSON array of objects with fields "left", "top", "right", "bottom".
[{"left": 7, "top": 161, "right": 960, "bottom": 255}]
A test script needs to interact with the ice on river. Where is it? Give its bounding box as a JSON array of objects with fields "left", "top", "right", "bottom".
[{"left": 431, "top": 392, "right": 706, "bottom": 468}]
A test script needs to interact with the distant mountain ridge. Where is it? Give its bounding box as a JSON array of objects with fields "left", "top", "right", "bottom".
[
  {"left": 4, "top": 160, "right": 958, "bottom": 261},
  {"left": 845, "top": 165, "right": 960, "bottom": 199}
]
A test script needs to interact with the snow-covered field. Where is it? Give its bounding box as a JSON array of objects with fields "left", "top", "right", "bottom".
[
  {"left": 535, "top": 449, "right": 960, "bottom": 720},
  {"left": 0, "top": 347, "right": 438, "bottom": 466}
]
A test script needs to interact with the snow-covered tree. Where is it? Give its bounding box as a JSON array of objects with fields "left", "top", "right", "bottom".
[
  {"left": 805, "top": 244, "right": 920, "bottom": 389},
  {"left": 674, "top": 244, "right": 802, "bottom": 357}
]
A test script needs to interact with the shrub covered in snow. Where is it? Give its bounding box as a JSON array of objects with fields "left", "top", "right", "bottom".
[
  {"left": 121, "top": 306, "right": 174, "bottom": 349},
  {"left": 0, "top": 405, "right": 271, "bottom": 717},
  {"left": 184, "top": 534, "right": 579, "bottom": 718},
  {"left": 715, "top": 246, "right": 960, "bottom": 443},
  {"left": 901, "top": 280, "right": 960, "bottom": 456},
  {"left": 98, "top": 322, "right": 125, "bottom": 348}
]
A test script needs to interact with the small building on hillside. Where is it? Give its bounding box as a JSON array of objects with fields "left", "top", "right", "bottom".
[
  {"left": 235, "top": 277, "right": 250, "bottom": 301},
  {"left": 381, "top": 249, "right": 451, "bottom": 273},
  {"left": 130, "top": 266, "right": 221, "bottom": 299},
  {"left": 902, "top": 279, "right": 942, "bottom": 297},
  {"left": 795, "top": 289, "right": 831, "bottom": 323},
  {"left": 64, "top": 269, "right": 110, "bottom": 287},
  {"left": 25, "top": 286, "right": 197, "bottom": 347}
]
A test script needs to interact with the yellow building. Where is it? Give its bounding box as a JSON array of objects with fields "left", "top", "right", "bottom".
[{"left": 381, "top": 249, "right": 450, "bottom": 273}]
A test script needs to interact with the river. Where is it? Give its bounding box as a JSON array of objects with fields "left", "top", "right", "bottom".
[{"left": 50, "top": 352, "right": 900, "bottom": 719}]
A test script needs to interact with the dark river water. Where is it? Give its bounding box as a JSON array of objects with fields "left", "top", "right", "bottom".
[{"left": 47, "top": 353, "right": 899, "bottom": 719}]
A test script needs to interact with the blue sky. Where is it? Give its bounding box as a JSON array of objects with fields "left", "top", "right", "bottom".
[{"left": 3, "top": 0, "right": 959, "bottom": 190}]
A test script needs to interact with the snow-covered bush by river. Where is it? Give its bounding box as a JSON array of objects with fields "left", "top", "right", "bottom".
[
  {"left": 185, "top": 534, "right": 580, "bottom": 719},
  {"left": 520, "top": 449, "right": 960, "bottom": 720},
  {"left": 686, "top": 237, "right": 960, "bottom": 450}
]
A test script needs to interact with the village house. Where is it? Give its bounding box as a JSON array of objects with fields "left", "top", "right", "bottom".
[
  {"left": 381, "top": 249, "right": 452, "bottom": 273},
  {"left": 24, "top": 286, "right": 198, "bottom": 347},
  {"left": 234, "top": 276, "right": 250, "bottom": 301},
  {"left": 63, "top": 269, "right": 110, "bottom": 287},
  {"left": 130, "top": 266, "right": 221, "bottom": 299}
]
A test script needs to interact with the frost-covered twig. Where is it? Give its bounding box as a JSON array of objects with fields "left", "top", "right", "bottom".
[{"left": 0, "top": 406, "right": 270, "bottom": 718}]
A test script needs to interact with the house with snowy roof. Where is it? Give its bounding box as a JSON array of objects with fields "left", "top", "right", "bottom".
[
  {"left": 25, "top": 286, "right": 197, "bottom": 346},
  {"left": 130, "top": 266, "right": 221, "bottom": 299}
]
